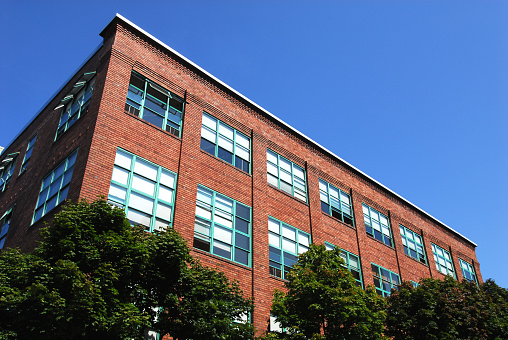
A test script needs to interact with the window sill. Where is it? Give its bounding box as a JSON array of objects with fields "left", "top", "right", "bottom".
[
  {"left": 124, "top": 111, "right": 182, "bottom": 141},
  {"left": 192, "top": 247, "right": 252, "bottom": 271},
  {"left": 200, "top": 149, "right": 252, "bottom": 177},
  {"left": 321, "top": 211, "right": 355, "bottom": 230},
  {"left": 267, "top": 184, "right": 309, "bottom": 206}
]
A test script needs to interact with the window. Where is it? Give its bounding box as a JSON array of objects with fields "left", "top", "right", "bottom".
[
  {"left": 33, "top": 150, "right": 77, "bottom": 223},
  {"left": 362, "top": 204, "right": 392, "bottom": 246},
  {"left": 371, "top": 263, "right": 400, "bottom": 297},
  {"left": 194, "top": 185, "right": 251, "bottom": 266},
  {"left": 325, "top": 242, "right": 363, "bottom": 287},
  {"left": 125, "top": 72, "right": 185, "bottom": 137},
  {"left": 459, "top": 258, "right": 477, "bottom": 284},
  {"left": 0, "top": 153, "right": 18, "bottom": 192},
  {"left": 267, "top": 149, "right": 307, "bottom": 202},
  {"left": 200, "top": 112, "right": 250, "bottom": 173},
  {"left": 431, "top": 243, "right": 456, "bottom": 278},
  {"left": 0, "top": 206, "right": 13, "bottom": 249},
  {"left": 20, "top": 134, "right": 37, "bottom": 174},
  {"left": 56, "top": 72, "right": 96, "bottom": 139},
  {"left": 108, "top": 149, "right": 177, "bottom": 233},
  {"left": 319, "top": 179, "right": 354, "bottom": 226},
  {"left": 270, "top": 314, "right": 286, "bottom": 333},
  {"left": 411, "top": 280, "right": 419, "bottom": 288},
  {"left": 399, "top": 225, "right": 427, "bottom": 264},
  {"left": 268, "top": 217, "right": 310, "bottom": 279}
]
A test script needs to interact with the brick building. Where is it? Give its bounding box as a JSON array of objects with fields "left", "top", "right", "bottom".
[{"left": 0, "top": 14, "right": 481, "bottom": 335}]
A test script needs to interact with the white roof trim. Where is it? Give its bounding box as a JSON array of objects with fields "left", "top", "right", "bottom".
[{"left": 114, "top": 14, "right": 475, "bottom": 246}]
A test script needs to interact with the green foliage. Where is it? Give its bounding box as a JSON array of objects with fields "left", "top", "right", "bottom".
[
  {"left": 0, "top": 199, "right": 253, "bottom": 339},
  {"left": 268, "top": 244, "right": 386, "bottom": 340},
  {"left": 386, "top": 276, "right": 508, "bottom": 340}
]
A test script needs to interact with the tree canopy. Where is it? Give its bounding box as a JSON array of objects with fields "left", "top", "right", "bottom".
[
  {"left": 268, "top": 244, "right": 386, "bottom": 340},
  {"left": 386, "top": 276, "right": 508, "bottom": 340},
  {"left": 0, "top": 199, "right": 253, "bottom": 340}
]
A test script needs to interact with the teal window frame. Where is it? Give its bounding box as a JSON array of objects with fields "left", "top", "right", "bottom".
[
  {"left": 193, "top": 185, "right": 252, "bottom": 267},
  {"left": 411, "top": 280, "right": 419, "bottom": 288},
  {"left": 371, "top": 263, "right": 400, "bottom": 297},
  {"left": 325, "top": 242, "right": 363, "bottom": 288},
  {"left": 200, "top": 112, "right": 251, "bottom": 173},
  {"left": 0, "top": 153, "right": 18, "bottom": 192},
  {"left": 268, "top": 216, "right": 310, "bottom": 279},
  {"left": 431, "top": 243, "right": 456, "bottom": 278},
  {"left": 267, "top": 149, "right": 307, "bottom": 202},
  {"left": 107, "top": 148, "right": 177, "bottom": 233},
  {"left": 459, "top": 258, "right": 477, "bottom": 284},
  {"left": 319, "top": 179, "right": 354, "bottom": 226},
  {"left": 20, "top": 134, "right": 37, "bottom": 174},
  {"left": 124, "top": 71, "right": 185, "bottom": 138},
  {"left": 399, "top": 224, "right": 427, "bottom": 264},
  {"left": 33, "top": 150, "right": 78, "bottom": 223},
  {"left": 0, "top": 206, "right": 14, "bottom": 249},
  {"left": 56, "top": 72, "right": 96, "bottom": 139},
  {"left": 363, "top": 204, "right": 392, "bottom": 246}
]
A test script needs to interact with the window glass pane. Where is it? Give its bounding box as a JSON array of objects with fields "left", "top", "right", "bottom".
[
  {"left": 197, "top": 187, "right": 213, "bottom": 205},
  {"left": 132, "top": 174, "right": 155, "bottom": 196},
  {"left": 362, "top": 205, "right": 370, "bottom": 215},
  {"left": 279, "top": 157, "right": 291, "bottom": 172},
  {"left": 267, "top": 173, "right": 278, "bottom": 187},
  {"left": 267, "top": 162, "right": 278, "bottom": 176},
  {"left": 58, "top": 186, "right": 69, "bottom": 204},
  {"left": 195, "top": 217, "right": 211, "bottom": 236},
  {"left": 112, "top": 167, "right": 129, "bottom": 185},
  {"left": 213, "top": 240, "right": 231, "bottom": 259},
  {"left": 280, "top": 180, "right": 293, "bottom": 194},
  {"left": 129, "top": 192, "right": 154, "bottom": 214},
  {"left": 156, "top": 202, "right": 172, "bottom": 219},
  {"left": 127, "top": 209, "right": 151, "bottom": 227},
  {"left": 298, "top": 233, "right": 310, "bottom": 247},
  {"left": 196, "top": 205, "right": 212, "bottom": 220},
  {"left": 201, "top": 126, "right": 216, "bottom": 142},
  {"left": 236, "top": 146, "right": 249, "bottom": 160},
  {"left": 235, "top": 233, "right": 250, "bottom": 250},
  {"left": 215, "top": 211, "right": 233, "bottom": 228},
  {"left": 235, "top": 248, "right": 249, "bottom": 266},
  {"left": 236, "top": 203, "right": 250, "bottom": 221},
  {"left": 158, "top": 186, "right": 173, "bottom": 203},
  {"left": 218, "top": 123, "right": 234, "bottom": 139},
  {"left": 268, "top": 218, "right": 279, "bottom": 233},
  {"left": 236, "top": 132, "right": 249, "bottom": 149},
  {"left": 269, "top": 232, "right": 279, "bottom": 247},
  {"left": 280, "top": 170, "right": 292, "bottom": 183},
  {"left": 62, "top": 168, "right": 74, "bottom": 187},
  {"left": 293, "top": 165, "right": 304, "bottom": 180},
  {"left": 160, "top": 170, "right": 175, "bottom": 188},
  {"left": 214, "top": 225, "right": 232, "bottom": 244},
  {"left": 45, "top": 195, "right": 58, "bottom": 212},
  {"left": 235, "top": 217, "right": 249, "bottom": 234},
  {"left": 282, "top": 238, "right": 296, "bottom": 253},
  {"left": 218, "top": 136, "right": 234, "bottom": 152},
  {"left": 108, "top": 184, "right": 127, "bottom": 204},
  {"left": 48, "top": 179, "right": 62, "bottom": 198},
  {"left": 115, "top": 149, "right": 132, "bottom": 169},
  {"left": 202, "top": 114, "right": 217, "bottom": 130},
  {"left": 267, "top": 150, "right": 278, "bottom": 164},
  {"left": 134, "top": 159, "right": 158, "bottom": 180},
  {"left": 53, "top": 163, "right": 66, "bottom": 180},
  {"left": 282, "top": 224, "right": 296, "bottom": 240},
  {"left": 216, "top": 195, "right": 233, "bottom": 214}
]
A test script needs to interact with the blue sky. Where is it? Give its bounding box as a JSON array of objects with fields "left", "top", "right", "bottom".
[{"left": 1, "top": 1, "right": 507, "bottom": 288}]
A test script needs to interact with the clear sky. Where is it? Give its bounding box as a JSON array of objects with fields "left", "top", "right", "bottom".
[{"left": 1, "top": 1, "right": 507, "bottom": 288}]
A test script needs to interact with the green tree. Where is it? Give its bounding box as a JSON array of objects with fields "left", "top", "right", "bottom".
[
  {"left": 0, "top": 199, "right": 253, "bottom": 339},
  {"left": 268, "top": 244, "right": 386, "bottom": 340},
  {"left": 386, "top": 276, "right": 508, "bottom": 340}
]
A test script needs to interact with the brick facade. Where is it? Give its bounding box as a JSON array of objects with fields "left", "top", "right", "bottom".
[{"left": 0, "top": 15, "right": 481, "bottom": 336}]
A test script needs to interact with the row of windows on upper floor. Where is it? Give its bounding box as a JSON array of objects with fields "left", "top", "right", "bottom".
[{"left": 0, "top": 146, "right": 478, "bottom": 296}]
